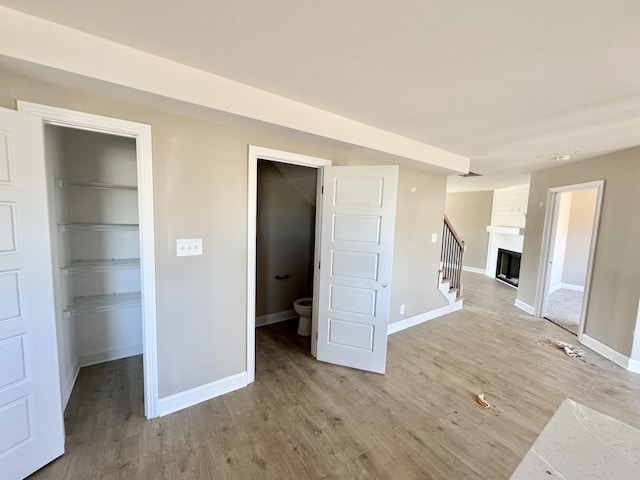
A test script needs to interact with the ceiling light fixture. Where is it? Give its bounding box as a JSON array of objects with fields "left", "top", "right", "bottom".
[{"left": 534, "top": 150, "right": 577, "bottom": 162}]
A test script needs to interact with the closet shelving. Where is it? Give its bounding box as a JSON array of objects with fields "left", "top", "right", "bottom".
[
  {"left": 56, "top": 174, "right": 141, "bottom": 318},
  {"left": 54, "top": 178, "right": 138, "bottom": 191},
  {"left": 58, "top": 222, "right": 139, "bottom": 232},
  {"left": 61, "top": 258, "right": 141, "bottom": 275},
  {"left": 63, "top": 291, "right": 142, "bottom": 318},
  {"left": 46, "top": 125, "right": 143, "bottom": 370}
]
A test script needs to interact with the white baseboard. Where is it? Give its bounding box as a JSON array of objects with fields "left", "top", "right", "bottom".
[
  {"left": 388, "top": 304, "right": 457, "bottom": 335},
  {"left": 560, "top": 283, "right": 585, "bottom": 292},
  {"left": 514, "top": 299, "right": 535, "bottom": 315},
  {"left": 61, "top": 359, "right": 80, "bottom": 410},
  {"left": 628, "top": 359, "right": 640, "bottom": 374},
  {"left": 158, "top": 372, "right": 248, "bottom": 417},
  {"left": 78, "top": 343, "right": 143, "bottom": 368},
  {"left": 256, "top": 309, "right": 297, "bottom": 327},
  {"left": 580, "top": 334, "right": 638, "bottom": 373},
  {"left": 631, "top": 298, "right": 640, "bottom": 374},
  {"left": 549, "top": 283, "right": 562, "bottom": 293},
  {"left": 551, "top": 283, "right": 585, "bottom": 293},
  {"left": 463, "top": 266, "right": 487, "bottom": 275}
]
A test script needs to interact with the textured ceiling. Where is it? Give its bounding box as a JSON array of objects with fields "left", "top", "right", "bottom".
[{"left": 2, "top": 0, "right": 639, "bottom": 191}]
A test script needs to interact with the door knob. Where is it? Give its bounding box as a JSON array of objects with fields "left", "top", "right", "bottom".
[{"left": 381, "top": 283, "right": 388, "bottom": 288}]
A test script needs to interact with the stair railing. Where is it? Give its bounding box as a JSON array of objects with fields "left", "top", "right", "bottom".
[{"left": 441, "top": 216, "right": 465, "bottom": 297}]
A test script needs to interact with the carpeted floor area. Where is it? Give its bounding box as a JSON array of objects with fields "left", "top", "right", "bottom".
[{"left": 545, "top": 288, "right": 583, "bottom": 335}]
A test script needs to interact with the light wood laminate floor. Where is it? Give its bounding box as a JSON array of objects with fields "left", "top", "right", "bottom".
[{"left": 30, "top": 273, "right": 640, "bottom": 479}]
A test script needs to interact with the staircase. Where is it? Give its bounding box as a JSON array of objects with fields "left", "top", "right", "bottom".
[{"left": 440, "top": 215, "right": 465, "bottom": 310}]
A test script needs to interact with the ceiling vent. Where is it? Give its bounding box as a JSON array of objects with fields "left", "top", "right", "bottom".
[{"left": 458, "top": 171, "right": 482, "bottom": 177}]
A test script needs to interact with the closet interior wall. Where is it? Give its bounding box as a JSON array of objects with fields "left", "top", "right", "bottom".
[{"left": 45, "top": 125, "right": 142, "bottom": 406}]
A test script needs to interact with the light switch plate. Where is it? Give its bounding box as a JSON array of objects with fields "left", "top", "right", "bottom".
[
  {"left": 431, "top": 233, "right": 438, "bottom": 243},
  {"left": 176, "top": 238, "right": 202, "bottom": 256}
]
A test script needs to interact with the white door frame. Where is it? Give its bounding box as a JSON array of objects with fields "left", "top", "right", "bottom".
[
  {"left": 534, "top": 180, "right": 604, "bottom": 340},
  {"left": 246, "top": 145, "right": 331, "bottom": 383},
  {"left": 16, "top": 101, "right": 159, "bottom": 419}
]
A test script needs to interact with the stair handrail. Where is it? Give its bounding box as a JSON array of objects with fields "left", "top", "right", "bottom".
[
  {"left": 442, "top": 215, "right": 465, "bottom": 298},
  {"left": 444, "top": 215, "right": 464, "bottom": 247}
]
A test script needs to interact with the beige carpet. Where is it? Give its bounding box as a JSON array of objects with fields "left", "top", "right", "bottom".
[
  {"left": 510, "top": 399, "right": 640, "bottom": 479},
  {"left": 545, "top": 289, "right": 583, "bottom": 335}
]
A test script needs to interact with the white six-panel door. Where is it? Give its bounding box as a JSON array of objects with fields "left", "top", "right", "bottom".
[
  {"left": 0, "top": 107, "right": 64, "bottom": 479},
  {"left": 316, "top": 165, "right": 398, "bottom": 374}
]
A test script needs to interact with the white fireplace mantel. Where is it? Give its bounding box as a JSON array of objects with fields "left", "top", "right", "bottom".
[{"left": 486, "top": 226, "right": 526, "bottom": 236}]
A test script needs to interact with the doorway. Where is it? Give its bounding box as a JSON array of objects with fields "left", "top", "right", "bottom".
[
  {"left": 247, "top": 146, "right": 330, "bottom": 383},
  {"left": 17, "top": 102, "right": 159, "bottom": 419},
  {"left": 247, "top": 147, "right": 399, "bottom": 379},
  {"left": 535, "top": 181, "right": 604, "bottom": 339},
  {"left": 255, "top": 158, "right": 319, "bottom": 372}
]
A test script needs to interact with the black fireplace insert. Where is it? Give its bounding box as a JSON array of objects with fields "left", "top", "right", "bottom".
[{"left": 496, "top": 248, "right": 521, "bottom": 287}]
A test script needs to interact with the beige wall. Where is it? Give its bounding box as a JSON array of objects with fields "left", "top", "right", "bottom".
[
  {"left": 0, "top": 68, "right": 449, "bottom": 397},
  {"left": 256, "top": 161, "right": 316, "bottom": 317},
  {"left": 391, "top": 169, "right": 449, "bottom": 321},
  {"left": 562, "top": 189, "right": 597, "bottom": 287},
  {"left": 549, "top": 190, "right": 597, "bottom": 289},
  {"left": 43, "top": 125, "right": 77, "bottom": 403},
  {"left": 518, "top": 148, "right": 640, "bottom": 357},
  {"left": 549, "top": 192, "right": 571, "bottom": 288},
  {"left": 445, "top": 191, "right": 493, "bottom": 270}
]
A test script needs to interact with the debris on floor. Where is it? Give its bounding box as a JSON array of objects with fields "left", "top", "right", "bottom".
[
  {"left": 476, "top": 392, "right": 491, "bottom": 408},
  {"left": 552, "top": 340, "right": 585, "bottom": 358}
]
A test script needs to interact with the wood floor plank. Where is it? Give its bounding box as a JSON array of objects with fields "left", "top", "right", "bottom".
[{"left": 29, "top": 272, "right": 640, "bottom": 479}]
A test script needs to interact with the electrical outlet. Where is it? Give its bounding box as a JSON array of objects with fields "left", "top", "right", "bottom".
[
  {"left": 176, "top": 238, "right": 203, "bottom": 256},
  {"left": 400, "top": 304, "right": 405, "bottom": 315},
  {"left": 431, "top": 233, "right": 438, "bottom": 243}
]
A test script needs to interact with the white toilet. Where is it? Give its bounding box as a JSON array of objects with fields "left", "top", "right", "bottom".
[{"left": 293, "top": 297, "right": 313, "bottom": 336}]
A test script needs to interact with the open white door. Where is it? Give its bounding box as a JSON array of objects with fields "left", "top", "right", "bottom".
[
  {"left": 0, "top": 107, "right": 64, "bottom": 479},
  {"left": 316, "top": 165, "right": 398, "bottom": 373}
]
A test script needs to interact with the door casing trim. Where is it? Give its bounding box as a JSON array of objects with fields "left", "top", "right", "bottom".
[
  {"left": 17, "top": 101, "right": 160, "bottom": 418},
  {"left": 247, "top": 145, "right": 331, "bottom": 383},
  {"left": 534, "top": 180, "right": 604, "bottom": 341}
]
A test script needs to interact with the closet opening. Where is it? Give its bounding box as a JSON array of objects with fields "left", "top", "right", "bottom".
[
  {"left": 45, "top": 124, "right": 146, "bottom": 416},
  {"left": 18, "top": 100, "right": 158, "bottom": 419}
]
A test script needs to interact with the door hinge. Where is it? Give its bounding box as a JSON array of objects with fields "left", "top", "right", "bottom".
[
  {"left": 316, "top": 332, "right": 318, "bottom": 340},
  {"left": 321, "top": 185, "right": 324, "bottom": 194},
  {"left": 318, "top": 261, "right": 321, "bottom": 269}
]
